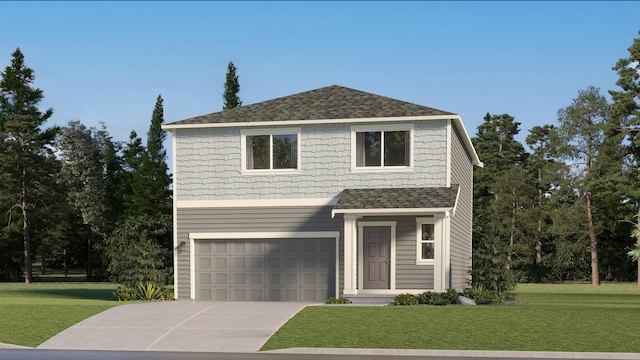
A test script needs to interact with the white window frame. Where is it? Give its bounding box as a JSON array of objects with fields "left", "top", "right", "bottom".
[
  {"left": 350, "top": 124, "right": 414, "bottom": 172},
  {"left": 416, "top": 217, "right": 437, "bottom": 265},
  {"left": 240, "top": 127, "right": 301, "bottom": 175}
]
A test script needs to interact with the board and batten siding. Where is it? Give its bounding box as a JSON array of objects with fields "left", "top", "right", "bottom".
[
  {"left": 173, "top": 121, "right": 448, "bottom": 201},
  {"left": 449, "top": 125, "right": 474, "bottom": 290},
  {"left": 175, "top": 206, "right": 343, "bottom": 299}
]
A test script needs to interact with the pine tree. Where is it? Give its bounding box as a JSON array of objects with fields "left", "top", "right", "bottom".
[
  {"left": 471, "top": 113, "right": 529, "bottom": 287},
  {"left": 222, "top": 61, "right": 242, "bottom": 110},
  {"left": 0, "top": 48, "right": 57, "bottom": 283},
  {"left": 557, "top": 86, "right": 610, "bottom": 286},
  {"left": 609, "top": 31, "right": 640, "bottom": 284},
  {"left": 126, "top": 95, "right": 172, "bottom": 217},
  {"left": 523, "top": 125, "right": 566, "bottom": 280}
]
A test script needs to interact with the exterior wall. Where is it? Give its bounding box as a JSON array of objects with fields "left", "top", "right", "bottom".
[
  {"left": 173, "top": 120, "right": 448, "bottom": 201},
  {"left": 175, "top": 206, "right": 342, "bottom": 299},
  {"left": 358, "top": 216, "right": 434, "bottom": 290},
  {"left": 449, "top": 125, "right": 474, "bottom": 290}
]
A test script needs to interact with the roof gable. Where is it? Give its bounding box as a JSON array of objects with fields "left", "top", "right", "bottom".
[{"left": 166, "top": 85, "right": 455, "bottom": 126}]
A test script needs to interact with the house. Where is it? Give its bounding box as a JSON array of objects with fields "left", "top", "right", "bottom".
[{"left": 162, "top": 85, "right": 483, "bottom": 302}]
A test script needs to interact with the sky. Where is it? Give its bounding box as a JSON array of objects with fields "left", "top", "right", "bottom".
[{"left": 1, "top": 1, "right": 639, "bottom": 165}]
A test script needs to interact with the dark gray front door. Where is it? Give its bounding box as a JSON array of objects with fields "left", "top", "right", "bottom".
[{"left": 363, "top": 226, "right": 390, "bottom": 289}]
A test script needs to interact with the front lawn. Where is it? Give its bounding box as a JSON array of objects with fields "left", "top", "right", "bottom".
[
  {"left": 0, "top": 282, "right": 119, "bottom": 347},
  {"left": 261, "top": 283, "right": 640, "bottom": 353}
]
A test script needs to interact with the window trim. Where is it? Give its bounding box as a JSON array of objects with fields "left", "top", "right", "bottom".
[
  {"left": 416, "top": 217, "right": 436, "bottom": 265},
  {"left": 240, "top": 127, "right": 301, "bottom": 175},
  {"left": 350, "top": 124, "right": 414, "bottom": 172}
]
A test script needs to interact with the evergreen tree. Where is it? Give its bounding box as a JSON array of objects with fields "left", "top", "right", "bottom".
[
  {"left": 609, "top": 31, "right": 640, "bottom": 284},
  {"left": 222, "top": 61, "right": 242, "bottom": 110},
  {"left": 472, "top": 113, "right": 529, "bottom": 286},
  {"left": 104, "top": 213, "right": 172, "bottom": 287},
  {"left": 557, "top": 86, "right": 610, "bottom": 286},
  {"left": 0, "top": 48, "right": 57, "bottom": 283},
  {"left": 125, "top": 95, "right": 172, "bottom": 217},
  {"left": 57, "top": 120, "right": 112, "bottom": 280},
  {"left": 523, "top": 125, "right": 565, "bottom": 280}
]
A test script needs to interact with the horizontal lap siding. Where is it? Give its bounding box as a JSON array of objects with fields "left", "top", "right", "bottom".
[
  {"left": 450, "top": 126, "right": 474, "bottom": 290},
  {"left": 175, "top": 206, "right": 342, "bottom": 300},
  {"left": 360, "top": 216, "right": 433, "bottom": 290}
]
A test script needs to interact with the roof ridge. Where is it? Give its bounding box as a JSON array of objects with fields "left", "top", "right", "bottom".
[{"left": 167, "top": 85, "right": 455, "bottom": 126}]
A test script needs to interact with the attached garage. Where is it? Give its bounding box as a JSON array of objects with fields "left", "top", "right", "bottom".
[{"left": 191, "top": 233, "right": 339, "bottom": 302}]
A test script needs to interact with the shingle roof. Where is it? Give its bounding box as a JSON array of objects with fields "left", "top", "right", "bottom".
[
  {"left": 333, "top": 185, "right": 459, "bottom": 211},
  {"left": 167, "top": 85, "right": 455, "bottom": 125}
]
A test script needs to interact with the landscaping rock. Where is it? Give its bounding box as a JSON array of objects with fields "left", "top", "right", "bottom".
[{"left": 457, "top": 295, "right": 476, "bottom": 306}]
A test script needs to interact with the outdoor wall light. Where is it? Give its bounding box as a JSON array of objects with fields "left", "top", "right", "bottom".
[{"left": 177, "top": 241, "right": 186, "bottom": 251}]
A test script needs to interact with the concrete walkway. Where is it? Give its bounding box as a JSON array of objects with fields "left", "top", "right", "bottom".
[{"left": 37, "top": 301, "right": 312, "bottom": 353}]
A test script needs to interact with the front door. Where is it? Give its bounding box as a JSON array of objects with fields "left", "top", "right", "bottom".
[{"left": 363, "top": 226, "right": 391, "bottom": 289}]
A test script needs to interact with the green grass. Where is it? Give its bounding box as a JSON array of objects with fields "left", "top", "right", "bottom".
[
  {"left": 0, "top": 282, "right": 119, "bottom": 347},
  {"left": 261, "top": 282, "right": 640, "bottom": 353}
]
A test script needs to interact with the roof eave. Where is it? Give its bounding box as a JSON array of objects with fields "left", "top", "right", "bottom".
[
  {"left": 161, "top": 114, "right": 457, "bottom": 130},
  {"left": 450, "top": 115, "right": 483, "bottom": 167},
  {"left": 331, "top": 207, "right": 454, "bottom": 218}
]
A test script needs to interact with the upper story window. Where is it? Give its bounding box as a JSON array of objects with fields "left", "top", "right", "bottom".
[
  {"left": 241, "top": 128, "right": 300, "bottom": 174},
  {"left": 350, "top": 124, "right": 414, "bottom": 171}
]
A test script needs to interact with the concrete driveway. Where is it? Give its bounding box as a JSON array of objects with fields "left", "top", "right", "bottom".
[{"left": 37, "top": 301, "right": 313, "bottom": 353}]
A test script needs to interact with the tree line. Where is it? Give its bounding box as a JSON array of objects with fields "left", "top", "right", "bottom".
[
  {"left": 0, "top": 46, "right": 242, "bottom": 283},
  {"left": 471, "top": 31, "right": 640, "bottom": 289},
  {"left": 4, "top": 31, "right": 638, "bottom": 290}
]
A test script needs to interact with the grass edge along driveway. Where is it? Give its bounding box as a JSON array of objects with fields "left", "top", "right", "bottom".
[
  {"left": 0, "top": 282, "right": 119, "bottom": 348},
  {"left": 262, "top": 283, "right": 640, "bottom": 353}
]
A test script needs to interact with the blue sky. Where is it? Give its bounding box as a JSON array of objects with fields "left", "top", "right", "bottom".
[{"left": 1, "top": 1, "right": 639, "bottom": 159}]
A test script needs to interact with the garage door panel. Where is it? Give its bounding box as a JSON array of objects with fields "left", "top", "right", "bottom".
[
  {"left": 214, "top": 257, "right": 228, "bottom": 270},
  {"left": 213, "top": 273, "right": 228, "bottom": 285},
  {"left": 266, "top": 257, "right": 281, "bottom": 270},
  {"left": 212, "top": 242, "right": 228, "bottom": 254},
  {"left": 247, "top": 257, "right": 263, "bottom": 270},
  {"left": 195, "top": 239, "right": 335, "bottom": 302}
]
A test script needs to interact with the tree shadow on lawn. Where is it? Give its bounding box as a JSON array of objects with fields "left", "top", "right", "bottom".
[
  {"left": 9, "top": 288, "right": 116, "bottom": 301},
  {"left": 524, "top": 292, "right": 640, "bottom": 307}
]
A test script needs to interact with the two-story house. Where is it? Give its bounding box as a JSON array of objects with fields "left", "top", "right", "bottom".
[{"left": 162, "top": 85, "right": 482, "bottom": 302}]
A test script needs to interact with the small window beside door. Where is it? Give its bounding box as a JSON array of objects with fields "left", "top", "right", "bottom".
[{"left": 416, "top": 217, "right": 436, "bottom": 265}]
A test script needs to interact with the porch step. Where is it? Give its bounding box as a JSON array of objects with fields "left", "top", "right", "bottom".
[{"left": 344, "top": 295, "right": 395, "bottom": 305}]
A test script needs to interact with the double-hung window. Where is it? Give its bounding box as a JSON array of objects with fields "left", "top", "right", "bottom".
[
  {"left": 241, "top": 128, "right": 300, "bottom": 173},
  {"left": 351, "top": 124, "right": 413, "bottom": 171},
  {"left": 416, "top": 217, "right": 435, "bottom": 265}
]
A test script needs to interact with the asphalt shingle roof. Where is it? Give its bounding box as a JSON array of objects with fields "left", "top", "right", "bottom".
[
  {"left": 167, "top": 85, "right": 455, "bottom": 125},
  {"left": 334, "top": 185, "right": 459, "bottom": 210}
]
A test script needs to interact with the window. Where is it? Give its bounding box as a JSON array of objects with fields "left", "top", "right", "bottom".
[
  {"left": 420, "top": 223, "right": 435, "bottom": 260},
  {"left": 351, "top": 125, "right": 413, "bottom": 170},
  {"left": 242, "top": 129, "right": 300, "bottom": 173},
  {"left": 416, "top": 217, "right": 436, "bottom": 265}
]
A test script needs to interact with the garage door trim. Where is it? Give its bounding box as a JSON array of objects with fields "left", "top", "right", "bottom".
[{"left": 189, "top": 231, "right": 340, "bottom": 300}]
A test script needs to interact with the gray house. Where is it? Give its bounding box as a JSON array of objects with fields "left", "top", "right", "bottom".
[{"left": 162, "top": 85, "right": 482, "bottom": 302}]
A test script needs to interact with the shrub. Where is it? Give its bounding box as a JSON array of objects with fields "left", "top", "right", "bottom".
[
  {"left": 113, "top": 282, "right": 174, "bottom": 301},
  {"left": 463, "top": 286, "right": 512, "bottom": 305},
  {"left": 393, "top": 293, "right": 418, "bottom": 306},
  {"left": 104, "top": 214, "right": 172, "bottom": 287},
  {"left": 417, "top": 289, "right": 458, "bottom": 306},
  {"left": 113, "top": 285, "right": 137, "bottom": 301},
  {"left": 326, "top": 297, "right": 350, "bottom": 304}
]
